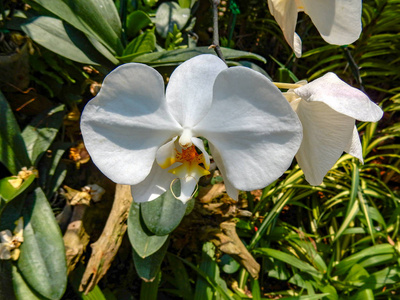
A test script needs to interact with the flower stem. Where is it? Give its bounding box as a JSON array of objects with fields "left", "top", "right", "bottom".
[{"left": 209, "top": 0, "right": 226, "bottom": 64}]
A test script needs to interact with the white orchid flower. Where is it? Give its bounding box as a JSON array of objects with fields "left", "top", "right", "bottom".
[
  {"left": 283, "top": 72, "right": 383, "bottom": 185},
  {"left": 267, "top": 0, "right": 362, "bottom": 57},
  {"left": 0, "top": 217, "right": 24, "bottom": 260},
  {"left": 81, "top": 54, "right": 303, "bottom": 204}
]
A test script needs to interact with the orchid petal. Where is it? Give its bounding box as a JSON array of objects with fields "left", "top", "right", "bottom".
[
  {"left": 209, "top": 143, "right": 239, "bottom": 200},
  {"left": 267, "top": 0, "right": 301, "bottom": 57},
  {"left": 345, "top": 125, "right": 364, "bottom": 163},
  {"left": 194, "top": 67, "right": 303, "bottom": 191},
  {"left": 131, "top": 162, "right": 176, "bottom": 203},
  {"left": 302, "top": 0, "right": 362, "bottom": 45},
  {"left": 191, "top": 137, "right": 210, "bottom": 169},
  {"left": 294, "top": 73, "right": 383, "bottom": 122},
  {"left": 165, "top": 54, "right": 227, "bottom": 127},
  {"left": 81, "top": 63, "right": 181, "bottom": 185},
  {"left": 156, "top": 137, "right": 178, "bottom": 169},
  {"left": 294, "top": 100, "right": 355, "bottom": 185}
]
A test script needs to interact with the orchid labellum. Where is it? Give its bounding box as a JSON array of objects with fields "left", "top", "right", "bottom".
[
  {"left": 81, "top": 54, "right": 303, "bottom": 204},
  {"left": 267, "top": 0, "right": 362, "bottom": 57},
  {"left": 284, "top": 72, "right": 383, "bottom": 185}
]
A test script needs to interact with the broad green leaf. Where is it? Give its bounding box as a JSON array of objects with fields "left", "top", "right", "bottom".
[
  {"left": 131, "top": 47, "right": 266, "bottom": 66},
  {"left": 21, "top": 16, "right": 116, "bottom": 66},
  {"left": 141, "top": 181, "right": 187, "bottom": 236},
  {"left": 0, "top": 91, "right": 30, "bottom": 174},
  {"left": 126, "top": 10, "right": 152, "bottom": 38},
  {"left": 155, "top": 2, "right": 190, "bottom": 38},
  {"left": 132, "top": 239, "right": 169, "bottom": 281},
  {"left": 17, "top": 188, "right": 67, "bottom": 300},
  {"left": 253, "top": 248, "right": 321, "bottom": 278},
  {"left": 220, "top": 254, "right": 240, "bottom": 274},
  {"left": 21, "top": 105, "right": 65, "bottom": 166},
  {"left": 12, "top": 265, "right": 44, "bottom": 300},
  {"left": 28, "top": 0, "right": 123, "bottom": 55},
  {"left": 122, "top": 30, "right": 156, "bottom": 57},
  {"left": 0, "top": 174, "right": 35, "bottom": 202},
  {"left": 127, "top": 201, "right": 168, "bottom": 258}
]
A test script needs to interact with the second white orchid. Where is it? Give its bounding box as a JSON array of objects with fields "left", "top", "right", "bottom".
[
  {"left": 81, "top": 54, "right": 303, "bottom": 204},
  {"left": 268, "top": 0, "right": 362, "bottom": 57},
  {"left": 284, "top": 72, "right": 383, "bottom": 185}
]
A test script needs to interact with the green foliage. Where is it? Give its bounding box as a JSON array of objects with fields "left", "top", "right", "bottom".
[{"left": 0, "top": 0, "right": 399, "bottom": 299}]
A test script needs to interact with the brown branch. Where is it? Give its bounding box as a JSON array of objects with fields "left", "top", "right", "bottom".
[
  {"left": 79, "top": 184, "right": 133, "bottom": 294},
  {"left": 212, "top": 221, "right": 260, "bottom": 279}
]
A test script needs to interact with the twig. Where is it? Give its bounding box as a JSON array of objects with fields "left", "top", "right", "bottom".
[
  {"left": 79, "top": 184, "right": 133, "bottom": 294},
  {"left": 209, "top": 0, "right": 226, "bottom": 63}
]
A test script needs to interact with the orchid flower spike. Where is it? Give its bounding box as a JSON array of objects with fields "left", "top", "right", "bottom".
[
  {"left": 267, "top": 0, "right": 362, "bottom": 57},
  {"left": 81, "top": 54, "right": 303, "bottom": 204},
  {"left": 284, "top": 72, "right": 383, "bottom": 185}
]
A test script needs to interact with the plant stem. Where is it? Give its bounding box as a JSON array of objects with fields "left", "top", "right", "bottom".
[{"left": 210, "top": 0, "right": 226, "bottom": 63}]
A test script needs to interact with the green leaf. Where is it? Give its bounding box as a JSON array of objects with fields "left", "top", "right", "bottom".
[
  {"left": 122, "top": 30, "right": 156, "bottom": 57},
  {"left": 253, "top": 248, "right": 321, "bottom": 278},
  {"left": 0, "top": 174, "right": 35, "bottom": 202},
  {"left": 194, "top": 242, "right": 232, "bottom": 300},
  {"left": 167, "top": 254, "right": 193, "bottom": 300},
  {"left": 333, "top": 244, "right": 396, "bottom": 276},
  {"left": 132, "top": 239, "right": 169, "bottom": 281},
  {"left": 12, "top": 265, "right": 44, "bottom": 300},
  {"left": 155, "top": 2, "right": 190, "bottom": 38},
  {"left": 344, "top": 264, "right": 369, "bottom": 287},
  {"left": 0, "top": 91, "right": 30, "bottom": 174},
  {"left": 130, "top": 47, "right": 266, "bottom": 66},
  {"left": 140, "top": 271, "right": 161, "bottom": 300},
  {"left": 28, "top": 0, "right": 123, "bottom": 55},
  {"left": 17, "top": 187, "right": 67, "bottom": 300},
  {"left": 126, "top": 10, "right": 152, "bottom": 38},
  {"left": 220, "top": 254, "right": 240, "bottom": 274},
  {"left": 69, "top": 265, "right": 107, "bottom": 300},
  {"left": 127, "top": 201, "right": 168, "bottom": 258},
  {"left": 22, "top": 16, "right": 117, "bottom": 66},
  {"left": 141, "top": 181, "right": 187, "bottom": 236},
  {"left": 21, "top": 105, "right": 65, "bottom": 167}
]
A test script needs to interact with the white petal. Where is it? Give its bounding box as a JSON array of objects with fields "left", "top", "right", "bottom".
[
  {"left": 0, "top": 230, "right": 13, "bottom": 243},
  {"left": 191, "top": 137, "right": 210, "bottom": 169},
  {"left": 267, "top": 0, "right": 302, "bottom": 57},
  {"left": 303, "top": 0, "right": 362, "bottom": 45},
  {"left": 294, "top": 73, "right": 383, "bottom": 122},
  {"left": 209, "top": 143, "right": 239, "bottom": 200},
  {"left": 81, "top": 63, "right": 182, "bottom": 185},
  {"left": 165, "top": 54, "right": 227, "bottom": 128},
  {"left": 295, "top": 100, "right": 355, "bottom": 185},
  {"left": 131, "top": 162, "right": 176, "bottom": 203},
  {"left": 156, "top": 137, "right": 178, "bottom": 169},
  {"left": 344, "top": 125, "right": 364, "bottom": 163},
  {"left": 194, "top": 67, "right": 303, "bottom": 191},
  {"left": 177, "top": 176, "right": 198, "bottom": 204}
]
